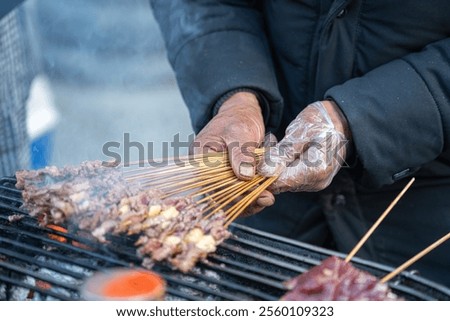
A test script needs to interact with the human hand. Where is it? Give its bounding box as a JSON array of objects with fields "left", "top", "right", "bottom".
[
  {"left": 191, "top": 91, "right": 274, "bottom": 215},
  {"left": 192, "top": 91, "right": 265, "bottom": 179},
  {"left": 258, "top": 100, "right": 351, "bottom": 194}
]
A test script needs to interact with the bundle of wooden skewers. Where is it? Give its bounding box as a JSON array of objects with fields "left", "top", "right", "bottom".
[{"left": 122, "top": 148, "right": 274, "bottom": 227}]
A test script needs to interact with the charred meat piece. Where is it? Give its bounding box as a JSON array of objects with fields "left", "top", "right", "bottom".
[{"left": 281, "top": 256, "right": 401, "bottom": 301}]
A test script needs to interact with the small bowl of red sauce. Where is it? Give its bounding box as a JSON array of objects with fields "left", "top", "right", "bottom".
[{"left": 81, "top": 268, "right": 166, "bottom": 301}]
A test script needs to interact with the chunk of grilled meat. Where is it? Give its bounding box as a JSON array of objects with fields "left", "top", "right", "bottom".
[{"left": 281, "top": 256, "right": 401, "bottom": 301}]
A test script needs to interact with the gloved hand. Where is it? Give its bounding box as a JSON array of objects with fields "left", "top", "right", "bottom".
[
  {"left": 191, "top": 91, "right": 275, "bottom": 214},
  {"left": 258, "top": 100, "right": 351, "bottom": 194}
]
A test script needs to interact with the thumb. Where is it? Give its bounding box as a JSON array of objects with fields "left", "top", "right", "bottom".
[{"left": 228, "top": 132, "right": 275, "bottom": 180}]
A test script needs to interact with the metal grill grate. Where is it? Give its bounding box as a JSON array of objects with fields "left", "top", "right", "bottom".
[{"left": 1, "top": 177, "right": 449, "bottom": 301}]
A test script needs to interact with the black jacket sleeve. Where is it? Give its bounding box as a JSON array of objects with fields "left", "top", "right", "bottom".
[
  {"left": 0, "top": 0, "right": 24, "bottom": 19},
  {"left": 150, "top": 0, "right": 283, "bottom": 133},
  {"left": 326, "top": 37, "right": 450, "bottom": 187}
]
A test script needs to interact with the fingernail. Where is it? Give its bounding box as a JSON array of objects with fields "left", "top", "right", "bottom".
[
  {"left": 239, "top": 162, "right": 255, "bottom": 178},
  {"left": 257, "top": 196, "right": 275, "bottom": 207}
]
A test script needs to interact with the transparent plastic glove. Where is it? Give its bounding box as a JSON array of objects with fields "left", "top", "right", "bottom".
[
  {"left": 191, "top": 92, "right": 265, "bottom": 180},
  {"left": 258, "top": 101, "right": 351, "bottom": 194}
]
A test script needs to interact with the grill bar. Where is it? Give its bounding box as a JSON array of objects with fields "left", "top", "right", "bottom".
[
  {"left": 0, "top": 203, "right": 27, "bottom": 214},
  {"left": 0, "top": 245, "right": 88, "bottom": 279},
  {"left": 189, "top": 267, "right": 278, "bottom": 301},
  {"left": 0, "top": 275, "right": 76, "bottom": 301},
  {"left": 209, "top": 255, "right": 290, "bottom": 281},
  {"left": 0, "top": 260, "right": 80, "bottom": 292},
  {"left": 228, "top": 236, "right": 322, "bottom": 266},
  {"left": 201, "top": 261, "right": 286, "bottom": 290},
  {"left": 390, "top": 283, "right": 434, "bottom": 301},
  {"left": 157, "top": 274, "right": 245, "bottom": 301},
  {"left": 218, "top": 243, "right": 309, "bottom": 275},
  {"left": 2, "top": 225, "right": 131, "bottom": 266},
  {"left": 164, "top": 288, "right": 203, "bottom": 301}
]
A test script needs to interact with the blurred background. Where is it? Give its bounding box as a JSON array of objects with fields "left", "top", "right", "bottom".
[{"left": 21, "top": 0, "right": 193, "bottom": 169}]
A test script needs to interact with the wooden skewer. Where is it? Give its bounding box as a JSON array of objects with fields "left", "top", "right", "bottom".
[
  {"left": 196, "top": 179, "right": 244, "bottom": 204},
  {"left": 189, "top": 176, "right": 238, "bottom": 198},
  {"left": 202, "top": 176, "right": 266, "bottom": 218},
  {"left": 139, "top": 174, "right": 233, "bottom": 191},
  {"left": 130, "top": 169, "right": 233, "bottom": 188},
  {"left": 123, "top": 155, "right": 230, "bottom": 181},
  {"left": 159, "top": 172, "right": 236, "bottom": 197},
  {"left": 380, "top": 232, "right": 450, "bottom": 283},
  {"left": 204, "top": 178, "right": 256, "bottom": 205},
  {"left": 145, "top": 166, "right": 232, "bottom": 185},
  {"left": 122, "top": 150, "right": 230, "bottom": 167},
  {"left": 123, "top": 148, "right": 262, "bottom": 182},
  {"left": 123, "top": 148, "right": 263, "bottom": 170},
  {"left": 224, "top": 177, "right": 273, "bottom": 218},
  {"left": 224, "top": 176, "right": 278, "bottom": 227},
  {"left": 125, "top": 159, "right": 230, "bottom": 181},
  {"left": 345, "top": 177, "right": 415, "bottom": 263}
]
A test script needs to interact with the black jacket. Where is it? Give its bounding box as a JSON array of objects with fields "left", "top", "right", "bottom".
[{"left": 151, "top": 0, "right": 450, "bottom": 188}]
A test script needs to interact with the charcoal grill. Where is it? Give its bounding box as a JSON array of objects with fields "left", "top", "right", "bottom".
[{"left": 1, "top": 176, "right": 449, "bottom": 301}]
